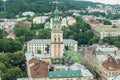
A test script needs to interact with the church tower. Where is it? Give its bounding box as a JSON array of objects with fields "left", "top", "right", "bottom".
[{"left": 51, "top": 7, "right": 64, "bottom": 58}]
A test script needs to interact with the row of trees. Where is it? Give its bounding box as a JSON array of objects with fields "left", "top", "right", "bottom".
[
  {"left": 0, "top": 39, "right": 22, "bottom": 53},
  {"left": 89, "top": 36, "right": 120, "bottom": 48},
  {"left": 0, "top": 51, "right": 27, "bottom": 80},
  {"left": 0, "top": 0, "right": 73, "bottom": 18},
  {"left": 14, "top": 23, "right": 51, "bottom": 42},
  {"left": 81, "top": 10, "right": 120, "bottom": 20},
  {"left": 14, "top": 24, "right": 34, "bottom": 41},
  {"left": 0, "top": 0, "right": 101, "bottom": 18},
  {"left": 102, "top": 36, "right": 120, "bottom": 48},
  {"left": 82, "top": 11, "right": 106, "bottom": 17},
  {"left": 106, "top": 13, "right": 120, "bottom": 20}
]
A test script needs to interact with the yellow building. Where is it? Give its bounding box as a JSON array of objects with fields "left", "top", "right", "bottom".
[{"left": 85, "top": 44, "right": 120, "bottom": 80}]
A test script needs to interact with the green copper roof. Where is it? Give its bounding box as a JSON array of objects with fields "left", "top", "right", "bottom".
[
  {"left": 49, "top": 70, "right": 82, "bottom": 78},
  {"left": 53, "top": 6, "right": 61, "bottom": 24},
  {"left": 54, "top": 6, "right": 59, "bottom": 16}
]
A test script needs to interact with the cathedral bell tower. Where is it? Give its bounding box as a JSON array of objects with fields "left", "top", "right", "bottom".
[{"left": 51, "top": 7, "right": 64, "bottom": 58}]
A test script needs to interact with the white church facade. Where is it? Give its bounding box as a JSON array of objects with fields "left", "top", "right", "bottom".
[{"left": 27, "top": 7, "right": 78, "bottom": 58}]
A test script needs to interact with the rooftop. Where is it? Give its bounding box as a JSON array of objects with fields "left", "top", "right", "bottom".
[
  {"left": 88, "top": 44, "right": 120, "bottom": 70},
  {"left": 34, "top": 16, "right": 48, "bottom": 19},
  {"left": 70, "top": 63, "right": 93, "bottom": 77},
  {"left": 27, "top": 39, "right": 78, "bottom": 44},
  {"left": 102, "top": 56, "right": 120, "bottom": 71},
  {"left": 25, "top": 53, "right": 51, "bottom": 61},
  {"left": 49, "top": 70, "right": 82, "bottom": 78},
  {"left": 28, "top": 58, "right": 49, "bottom": 78},
  {"left": 113, "top": 75, "right": 120, "bottom": 80},
  {"left": 53, "top": 63, "right": 93, "bottom": 77},
  {"left": 91, "top": 24, "right": 120, "bottom": 33}
]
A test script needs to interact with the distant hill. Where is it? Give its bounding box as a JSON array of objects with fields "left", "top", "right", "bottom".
[
  {"left": 0, "top": 0, "right": 106, "bottom": 18},
  {"left": 57, "top": 0, "right": 105, "bottom": 9}
]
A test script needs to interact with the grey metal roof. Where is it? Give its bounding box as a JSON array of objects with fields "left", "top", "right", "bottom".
[
  {"left": 27, "top": 39, "right": 51, "bottom": 44},
  {"left": 27, "top": 39, "right": 78, "bottom": 44},
  {"left": 64, "top": 39, "right": 78, "bottom": 44}
]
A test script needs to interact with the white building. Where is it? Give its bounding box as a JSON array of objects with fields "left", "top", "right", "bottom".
[
  {"left": 49, "top": 16, "right": 76, "bottom": 29},
  {"left": 85, "top": 43, "right": 120, "bottom": 80},
  {"left": 27, "top": 7, "right": 78, "bottom": 58},
  {"left": 110, "top": 20, "right": 120, "bottom": 25},
  {"left": 33, "top": 16, "right": 48, "bottom": 24},
  {"left": 0, "top": 21, "right": 16, "bottom": 29},
  {"left": 22, "top": 11, "right": 35, "bottom": 17},
  {"left": 27, "top": 39, "right": 77, "bottom": 57},
  {"left": 61, "top": 17, "right": 67, "bottom": 26},
  {"left": 90, "top": 24, "right": 120, "bottom": 39},
  {"left": 66, "top": 16, "right": 76, "bottom": 25}
]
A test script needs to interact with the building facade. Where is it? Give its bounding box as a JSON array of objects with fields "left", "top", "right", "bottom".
[
  {"left": 51, "top": 7, "right": 64, "bottom": 58},
  {"left": 90, "top": 24, "right": 120, "bottom": 39},
  {"left": 33, "top": 16, "right": 48, "bottom": 24},
  {"left": 85, "top": 44, "right": 120, "bottom": 80},
  {"left": 27, "top": 7, "right": 78, "bottom": 58}
]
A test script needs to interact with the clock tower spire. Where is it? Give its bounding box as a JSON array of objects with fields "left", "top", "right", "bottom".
[{"left": 51, "top": 6, "right": 64, "bottom": 58}]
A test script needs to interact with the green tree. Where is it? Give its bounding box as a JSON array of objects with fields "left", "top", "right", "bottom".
[
  {"left": 14, "top": 24, "right": 34, "bottom": 41},
  {"left": 0, "top": 53, "right": 10, "bottom": 67},
  {"left": 31, "top": 23, "right": 44, "bottom": 30},
  {"left": 0, "top": 62, "right": 6, "bottom": 72},
  {"left": 0, "top": 52, "right": 27, "bottom": 79},
  {"left": 113, "top": 41, "right": 120, "bottom": 48},
  {"left": 0, "top": 29, "right": 3, "bottom": 39},
  {"left": 4, "top": 67, "right": 22, "bottom": 80},
  {"left": 106, "top": 13, "right": 120, "bottom": 20},
  {"left": 65, "top": 45, "right": 69, "bottom": 50},
  {"left": 10, "top": 51, "right": 26, "bottom": 71},
  {"left": 63, "top": 16, "right": 93, "bottom": 45},
  {"left": 37, "top": 28, "right": 51, "bottom": 39},
  {"left": 0, "top": 12, "right": 6, "bottom": 18},
  {"left": 103, "top": 19, "right": 112, "bottom": 25},
  {"left": 90, "top": 12, "right": 106, "bottom": 17},
  {"left": 89, "top": 37, "right": 100, "bottom": 45},
  {"left": 112, "top": 25, "right": 117, "bottom": 28},
  {"left": 18, "top": 36, "right": 25, "bottom": 44},
  {"left": 0, "top": 39, "right": 22, "bottom": 53},
  {"left": 45, "top": 44, "right": 50, "bottom": 53},
  {"left": 37, "top": 50, "right": 41, "bottom": 54}
]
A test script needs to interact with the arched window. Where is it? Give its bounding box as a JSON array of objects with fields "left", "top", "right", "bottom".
[{"left": 58, "top": 38, "right": 60, "bottom": 42}]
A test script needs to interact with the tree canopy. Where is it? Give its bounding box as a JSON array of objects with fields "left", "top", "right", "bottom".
[
  {"left": 0, "top": 51, "right": 27, "bottom": 80},
  {"left": 63, "top": 16, "right": 94, "bottom": 44},
  {"left": 0, "top": 39, "right": 22, "bottom": 53}
]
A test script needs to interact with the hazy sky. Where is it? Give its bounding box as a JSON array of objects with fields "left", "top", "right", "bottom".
[{"left": 85, "top": 0, "right": 120, "bottom": 5}]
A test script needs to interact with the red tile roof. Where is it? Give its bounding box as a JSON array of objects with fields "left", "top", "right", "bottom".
[
  {"left": 102, "top": 56, "right": 120, "bottom": 71},
  {"left": 28, "top": 58, "right": 49, "bottom": 78}
]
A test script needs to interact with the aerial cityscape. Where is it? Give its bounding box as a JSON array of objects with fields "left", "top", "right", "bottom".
[{"left": 0, "top": 0, "right": 120, "bottom": 80}]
